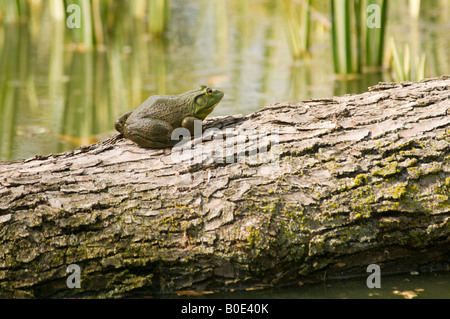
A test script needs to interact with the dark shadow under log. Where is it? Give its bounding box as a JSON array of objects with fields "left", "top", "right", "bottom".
[{"left": 0, "top": 76, "right": 449, "bottom": 298}]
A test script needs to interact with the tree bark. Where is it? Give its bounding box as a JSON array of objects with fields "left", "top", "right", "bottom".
[{"left": 1, "top": 76, "right": 450, "bottom": 298}]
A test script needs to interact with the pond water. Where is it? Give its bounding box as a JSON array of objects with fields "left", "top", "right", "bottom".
[
  {"left": 1, "top": 0, "right": 449, "bottom": 161},
  {"left": 167, "top": 270, "right": 450, "bottom": 299},
  {"left": 0, "top": 0, "right": 449, "bottom": 299}
]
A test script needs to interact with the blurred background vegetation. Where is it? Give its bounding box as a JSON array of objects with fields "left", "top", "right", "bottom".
[{"left": 0, "top": 0, "right": 449, "bottom": 161}]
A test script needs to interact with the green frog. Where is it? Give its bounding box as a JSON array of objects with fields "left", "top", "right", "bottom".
[{"left": 115, "top": 86, "right": 224, "bottom": 148}]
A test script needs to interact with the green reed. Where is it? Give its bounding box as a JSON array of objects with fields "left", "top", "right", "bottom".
[
  {"left": 331, "top": 0, "right": 358, "bottom": 75},
  {"left": 363, "top": 0, "right": 388, "bottom": 69},
  {"left": 282, "top": 0, "right": 311, "bottom": 58},
  {"left": 389, "top": 39, "right": 426, "bottom": 82},
  {"left": 331, "top": 0, "right": 387, "bottom": 76},
  {"left": 282, "top": 0, "right": 388, "bottom": 75},
  {"left": 0, "top": 0, "right": 28, "bottom": 22},
  {"left": 388, "top": 0, "right": 427, "bottom": 82},
  {"left": 148, "top": 0, "right": 171, "bottom": 36}
]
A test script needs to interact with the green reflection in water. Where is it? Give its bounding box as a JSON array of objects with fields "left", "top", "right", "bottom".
[
  {"left": 165, "top": 270, "right": 450, "bottom": 299},
  {"left": 0, "top": 0, "right": 449, "bottom": 162}
]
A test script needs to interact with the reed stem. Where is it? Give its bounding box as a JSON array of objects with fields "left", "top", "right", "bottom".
[{"left": 282, "top": 0, "right": 311, "bottom": 58}]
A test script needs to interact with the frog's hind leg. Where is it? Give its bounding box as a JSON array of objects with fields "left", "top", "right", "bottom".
[{"left": 123, "top": 118, "right": 175, "bottom": 148}]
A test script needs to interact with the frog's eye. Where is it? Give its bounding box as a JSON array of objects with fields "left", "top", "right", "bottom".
[{"left": 206, "top": 88, "right": 213, "bottom": 96}]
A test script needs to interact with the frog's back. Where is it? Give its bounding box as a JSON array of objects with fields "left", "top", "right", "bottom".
[{"left": 128, "top": 94, "right": 190, "bottom": 127}]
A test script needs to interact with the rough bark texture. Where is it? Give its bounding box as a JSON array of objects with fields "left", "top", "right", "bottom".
[{"left": 1, "top": 76, "right": 450, "bottom": 298}]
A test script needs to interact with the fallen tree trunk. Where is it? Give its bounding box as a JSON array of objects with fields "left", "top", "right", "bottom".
[{"left": 1, "top": 76, "right": 450, "bottom": 298}]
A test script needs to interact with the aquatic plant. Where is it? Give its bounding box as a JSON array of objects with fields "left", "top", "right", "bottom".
[
  {"left": 282, "top": 0, "right": 311, "bottom": 58},
  {"left": 389, "top": 38, "right": 426, "bottom": 82},
  {"left": 331, "top": 0, "right": 387, "bottom": 76}
]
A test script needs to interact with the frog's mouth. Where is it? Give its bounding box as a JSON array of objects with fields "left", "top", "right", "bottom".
[
  {"left": 206, "top": 101, "right": 220, "bottom": 110},
  {"left": 207, "top": 94, "right": 224, "bottom": 109},
  {"left": 197, "top": 100, "right": 221, "bottom": 119}
]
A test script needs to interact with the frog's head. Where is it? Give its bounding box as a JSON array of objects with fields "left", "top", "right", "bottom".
[{"left": 190, "top": 85, "right": 224, "bottom": 120}]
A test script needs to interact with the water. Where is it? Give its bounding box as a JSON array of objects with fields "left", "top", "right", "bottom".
[
  {"left": 0, "top": 0, "right": 449, "bottom": 299},
  {"left": 167, "top": 271, "right": 450, "bottom": 299}
]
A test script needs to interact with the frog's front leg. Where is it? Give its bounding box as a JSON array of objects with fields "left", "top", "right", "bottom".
[
  {"left": 114, "top": 111, "right": 133, "bottom": 135},
  {"left": 181, "top": 116, "right": 203, "bottom": 137},
  {"left": 123, "top": 118, "right": 176, "bottom": 148}
]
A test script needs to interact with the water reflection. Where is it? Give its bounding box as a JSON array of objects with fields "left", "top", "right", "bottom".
[
  {"left": 0, "top": 0, "right": 449, "bottom": 161},
  {"left": 169, "top": 270, "right": 450, "bottom": 299}
]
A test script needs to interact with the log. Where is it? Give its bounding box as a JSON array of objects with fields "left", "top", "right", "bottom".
[{"left": 1, "top": 76, "right": 450, "bottom": 298}]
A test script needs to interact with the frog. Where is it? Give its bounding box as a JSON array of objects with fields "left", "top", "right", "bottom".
[{"left": 115, "top": 85, "right": 224, "bottom": 148}]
